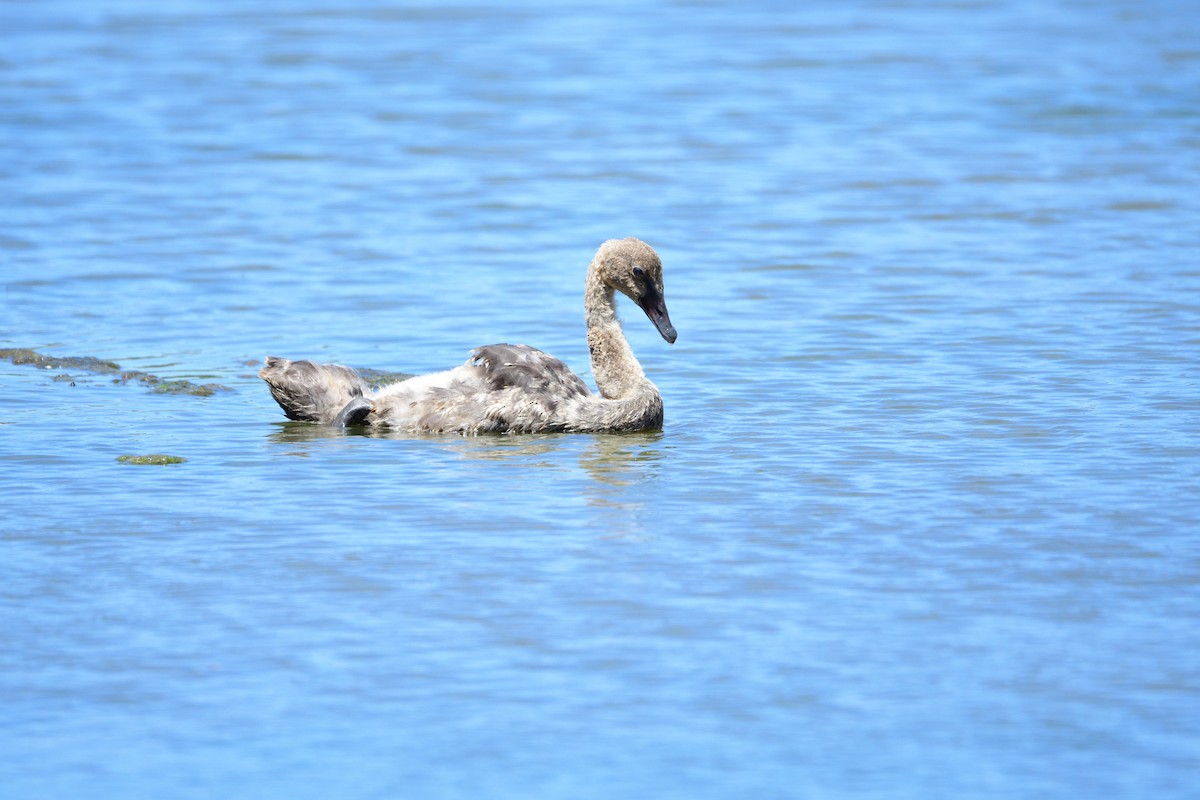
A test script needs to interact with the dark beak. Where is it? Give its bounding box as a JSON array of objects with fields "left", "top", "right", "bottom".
[{"left": 636, "top": 284, "right": 678, "bottom": 344}]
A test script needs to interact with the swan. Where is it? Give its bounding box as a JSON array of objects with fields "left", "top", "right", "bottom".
[{"left": 259, "top": 237, "right": 677, "bottom": 434}]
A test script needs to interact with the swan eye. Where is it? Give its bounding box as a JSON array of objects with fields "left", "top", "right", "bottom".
[{"left": 632, "top": 265, "right": 646, "bottom": 280}]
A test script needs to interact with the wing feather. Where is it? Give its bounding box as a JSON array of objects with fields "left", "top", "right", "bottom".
[{"left": 468, "top": 344, "right": 590, "bottom": 399}]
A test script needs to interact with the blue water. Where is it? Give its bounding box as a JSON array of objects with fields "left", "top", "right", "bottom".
[{"left": 3, "top": 1, "right": 1199, "bottom": 797}]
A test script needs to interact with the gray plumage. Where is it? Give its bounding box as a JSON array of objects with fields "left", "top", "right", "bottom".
[
  {"left": 259, "top": 237, "right": 677, "bottom": 434},
  {"left": 259, "top": 358, "right": 368, "bottom": 422}
]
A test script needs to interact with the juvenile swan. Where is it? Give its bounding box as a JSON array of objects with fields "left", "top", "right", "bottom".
[{"left": 260, "top": 237, "right": 677, "bottom": 434}]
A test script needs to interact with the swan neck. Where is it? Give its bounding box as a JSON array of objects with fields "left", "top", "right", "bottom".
[{"left": 585, "top": 259, "right": 647, "bottom": 400}]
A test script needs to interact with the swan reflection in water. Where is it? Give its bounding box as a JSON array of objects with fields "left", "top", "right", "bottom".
[
  {"left": 264, "top": 422, "right": 666, "bottom": 533},
  {"left": 267, "top": 422, "right": 664, "bottom": 477}
]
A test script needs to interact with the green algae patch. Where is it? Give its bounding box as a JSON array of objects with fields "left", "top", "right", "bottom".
[
  {"left": 2, "top": 348, "right": 232, "bottom": 396},
  {"left": 117, "top": 454, "right": 188, "bottom": 465},
  {"left": 148, "top": 379, "right": 231, "bottom": 396},
  {"left": 0, "top": 348, "right": 120, "bottom": 373},
  {"left": 118, "top": 370, "right": 232, "bottom": 395},
  {"left": 149, "top": 381, "right": 226, "bottom": 395}
]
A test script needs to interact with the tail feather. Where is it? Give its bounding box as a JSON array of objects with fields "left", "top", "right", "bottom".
[{"left": 259, "top": 356, "right": 371, "bottom": 424}]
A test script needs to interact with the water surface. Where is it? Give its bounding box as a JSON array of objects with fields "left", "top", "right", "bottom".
[{"left": 2, "top": 1, "right": 1199, "bottom": 798}]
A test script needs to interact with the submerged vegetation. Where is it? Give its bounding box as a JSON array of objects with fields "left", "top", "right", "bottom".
[
  {"left": 0, "top": 348, "right": 232, "bottom": 396},
  {"left": 116, "top": 454, "right": 187, "bottom": 465},
  {"left": 0, "top": 348, "right": 120, "bottom": 373},
  {"left": 357, "top": 367, "right": 415, "bottom": 388},
  {"left": 3, "top": 348, "right": 405, "bottom": 397}
]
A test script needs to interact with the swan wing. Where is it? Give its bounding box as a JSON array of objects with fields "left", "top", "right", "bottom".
[{"left": 469, "top": 343, "right": 590, "bottom": 399}]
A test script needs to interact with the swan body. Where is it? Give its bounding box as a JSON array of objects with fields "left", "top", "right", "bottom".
[{"left": 260, "top": 237, "right": 677, "bottom": 434}]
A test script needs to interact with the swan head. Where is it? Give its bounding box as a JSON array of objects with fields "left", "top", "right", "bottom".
[{"left": 597, "top": 237, "right": 678, "bottom": 344}]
